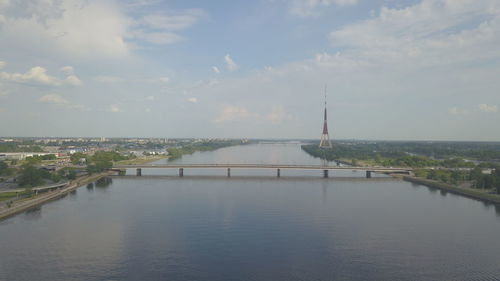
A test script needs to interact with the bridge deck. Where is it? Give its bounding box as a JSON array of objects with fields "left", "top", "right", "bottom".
[{"left": 113, "top": 164, "right": 411, "bottom": 173}]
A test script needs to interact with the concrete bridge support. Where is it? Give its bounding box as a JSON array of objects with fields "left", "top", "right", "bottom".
[
  {"left": 323, "top": 170, "right": 329, "bottom": 178},
  {"left": 227, "top": 168, "right": 231, "bottom": 177},
  {"left": 136, "top": 168, "right": 142, "bottom": 176},
  {"left": 179, "top": 168, "right": 184, "bottom": 177},
  {"left": 366, "top": 171, "right": 372, "bottom": 178},
  {"left": 277, "top": 168, "right": 281, "bottom": 178}
]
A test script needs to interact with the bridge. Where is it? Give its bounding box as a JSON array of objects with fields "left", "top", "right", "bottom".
[{"left": 112, "top": 164, "right": 413, "bottom": 178}]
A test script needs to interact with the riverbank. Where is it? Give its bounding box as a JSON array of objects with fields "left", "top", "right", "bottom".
[
  {"left": 167, "top": 141, "right": 244, "bottom": 160},
  {"left": 0, "top": 171, "right": 115, "bottom": 221},
  {"left": 403, "top": 176, "right": 500, "bottom": 205},
  {"left": 115, "top": 155, "right": 168, "bottom": 165}
]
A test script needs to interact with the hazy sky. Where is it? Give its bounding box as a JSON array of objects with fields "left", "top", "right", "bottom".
[{"left": 0, "top": 0, "right": 499, "bottom": 140}]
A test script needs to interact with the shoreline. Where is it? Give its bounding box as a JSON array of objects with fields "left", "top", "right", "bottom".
[
  {"left": 3, "top": 168, "right": 499, "bottom": 221},
  {"left": 300, "top": 146, "right": 500, "bottom": 206},
  {"left": 114, "top": 155, "right": 168, "bottom": 165},
  {"left": 402, "top": 175, "right": 500, "bottom": 205},
  {"left": 0, "top": 171, "right": 115, "bottom": 221}
]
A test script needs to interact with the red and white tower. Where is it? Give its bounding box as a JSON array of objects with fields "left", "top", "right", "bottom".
[{"left": 319, "top": 87, "right": 332, "bottom": 148}]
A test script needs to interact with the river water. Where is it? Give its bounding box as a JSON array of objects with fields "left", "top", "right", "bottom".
[{"left": 1, "top": 143, "right": 500, "bottom": 281}]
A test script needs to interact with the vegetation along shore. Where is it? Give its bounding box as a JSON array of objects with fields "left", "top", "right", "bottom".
[{"left": 302, "top": 141, "right": 500, "bottom": 204}]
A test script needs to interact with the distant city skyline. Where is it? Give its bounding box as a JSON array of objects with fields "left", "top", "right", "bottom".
[{"left": 1, "top": 0, "right": 499, "bottom": 141}]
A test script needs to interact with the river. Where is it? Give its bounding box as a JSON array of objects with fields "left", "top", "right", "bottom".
[{"left": 1, "top": 143, "right": 500, "bottom": 280}]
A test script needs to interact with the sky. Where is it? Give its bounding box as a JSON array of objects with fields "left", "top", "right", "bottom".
[{"left": 0, "top": 0, "right": 499, "bottom": 141}]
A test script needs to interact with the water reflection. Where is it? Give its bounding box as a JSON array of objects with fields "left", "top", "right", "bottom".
[
  {"left": 23, "top": 206, "right": 42, "bottom": 221},
  {"left": 321, "top": 180, "right": 328, "bottom": 205},
  {"left": 1, "top": 143, "right": 500, "bottom": 281},
  {"left": 410, "top": 182, "right": 421, "bottom": 189},
  {"left": 95, "top": 177, "right": 113, "bottom": 188},
  {"left": 439, "top": 189, "right": 448, "bottom": 197},
  {"left": 495, "top": 204, "right": 500, "bottom": 217}
]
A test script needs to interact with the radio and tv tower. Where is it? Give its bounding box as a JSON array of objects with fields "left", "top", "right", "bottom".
[{"left": 319, "top": 86, "right": 332, "bottom": 148}]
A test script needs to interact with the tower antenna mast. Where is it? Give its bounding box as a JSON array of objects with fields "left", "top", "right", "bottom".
[{"left": 319, "top": 84, "right": 332, "bottom": 148}]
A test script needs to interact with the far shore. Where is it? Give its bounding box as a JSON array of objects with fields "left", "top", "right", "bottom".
[{"left": 115, "top": 155, "right": 168, "bottom": 165}]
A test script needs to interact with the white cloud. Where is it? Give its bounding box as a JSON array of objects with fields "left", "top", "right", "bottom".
[
  {"left": 128, "top": 29, "right": 183, "bottom": 45},
  {"left": 0, "top": 66, "right": 82, "bottom": 86},
  {"left": 213, "top": 105, "right": 293, "bottom": 124},
  {"left": 2, "top": 66, "right": 60, "bottom": 86},
  {"left": 0, "top": 0, "right": 131, "bottom": 59},
  {"left": 479, "top": 104, "right": 498, "bottom": 113},
  {"left": 224, "top": 54, "right": 238, "bottom": 71},
  {"left": 212, "top": 66, "right": 220, "bottom": 74},
  {"left": 60, "top": 66, "right": 74, "bottom": 75},
  {"left": 328, "top": 0, "right": 500, "bottom": 68},
  {"left": 129, "top": 8, "right": 205, "bottom": 45},
  {"left": 0, "top": 1, "right": 203, "bottom": 59},
  {"left": 448, "top": 107, "right": 467, "bottom": 115},
  {"left": 64, "top": 75, "right": 83, "bottom": 86},
  {"left": 138, "top": 9, "right": 204, "bottom": 31},
  {"left": 109, "top": 104, "right": 121, "bottom": 113},
  {"left": 39, "top": 93, "right": 83, "bottom": 110},
  {"left": 187, "top": 97, "right": 197, "bottom": 103},
  {"left": 40, "top": 94, "right": 70, "bottom": 104},
  {"left": 266, "top": 105, "right": 294, "bottom": 124},
  {"left": 0, "top": 61, "right": 5, "bottom": 69},
  {"left": 289, "top": 0, "right": 358, "bottom": 17},
  {"left": 159, "top": 76, "right": 170, "bottom": 83},
  {"left": 145, "top": 95, "right": 155, "bottom": 101},
  {"left": 214, "top": 105, "right": 259, "bottom": 123}
]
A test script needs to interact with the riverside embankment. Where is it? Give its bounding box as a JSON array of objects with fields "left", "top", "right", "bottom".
[
  {"left": 403, "top": 175, "right": 500, "bottom": 205},
  {"left": 0, "top": 171, "right": 115, "bottom": 220}
]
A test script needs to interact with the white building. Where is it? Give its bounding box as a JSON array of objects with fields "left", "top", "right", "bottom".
[{"left": 0, "top": 152, "right": 56, "bottom": 160}]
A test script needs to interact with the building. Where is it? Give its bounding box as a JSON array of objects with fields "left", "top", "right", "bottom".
[{"left": 0, "top": 152, "right": 56, "bottom": 161}]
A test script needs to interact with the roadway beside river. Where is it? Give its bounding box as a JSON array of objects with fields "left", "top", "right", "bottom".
[{"left": 0, "top": 171, "right": 115, "bottom": 221}]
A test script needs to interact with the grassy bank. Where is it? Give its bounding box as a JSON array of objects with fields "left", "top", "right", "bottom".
[{"left": 0, "top": 192, "right": 17, "bottom": 202}]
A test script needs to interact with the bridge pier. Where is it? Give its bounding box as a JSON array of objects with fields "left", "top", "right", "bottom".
[
  {"left": 179, "top": 168, "right": 184, "bottom": 177},
  {"left": 136, "top": 168, "right": 142, "bottom": 176},
  {"left": 366, "top": 171, "right": 372, "bottom": 178},
  {"left": 227, "top": 168, "right": 231, "bottom": 177},
  {"left": 323, "top": 170, "right": 329, "bottom": 178},
  {"left": 277, "top": 168, "right": 280, "bottom": 178}
]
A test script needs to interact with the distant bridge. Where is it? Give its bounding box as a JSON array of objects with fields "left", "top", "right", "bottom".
[{"left": 112, "top": 164, "right": 413, "bottom": 178}]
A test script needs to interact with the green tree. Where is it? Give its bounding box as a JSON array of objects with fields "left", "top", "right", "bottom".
[
  {"left": 469, "top": 167, "right": 483, "bottom": 187},
  {"left": 67, "top": 170, "right": 77, "bottom": 180},
  {"left": 70, "top": 152, "right": 87, "bottom": 165},
  {"left": 493, "top": 168, "right": 500, "bottom": 194},
  {"left": 25, "top": 156, "right": 42, "bottom": 164},
  {"left": 18, "top": 164, "right": 45, "bottom": 187},
  {"left": 0, "top": 160, "right": 8, "bottom": 175}
]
